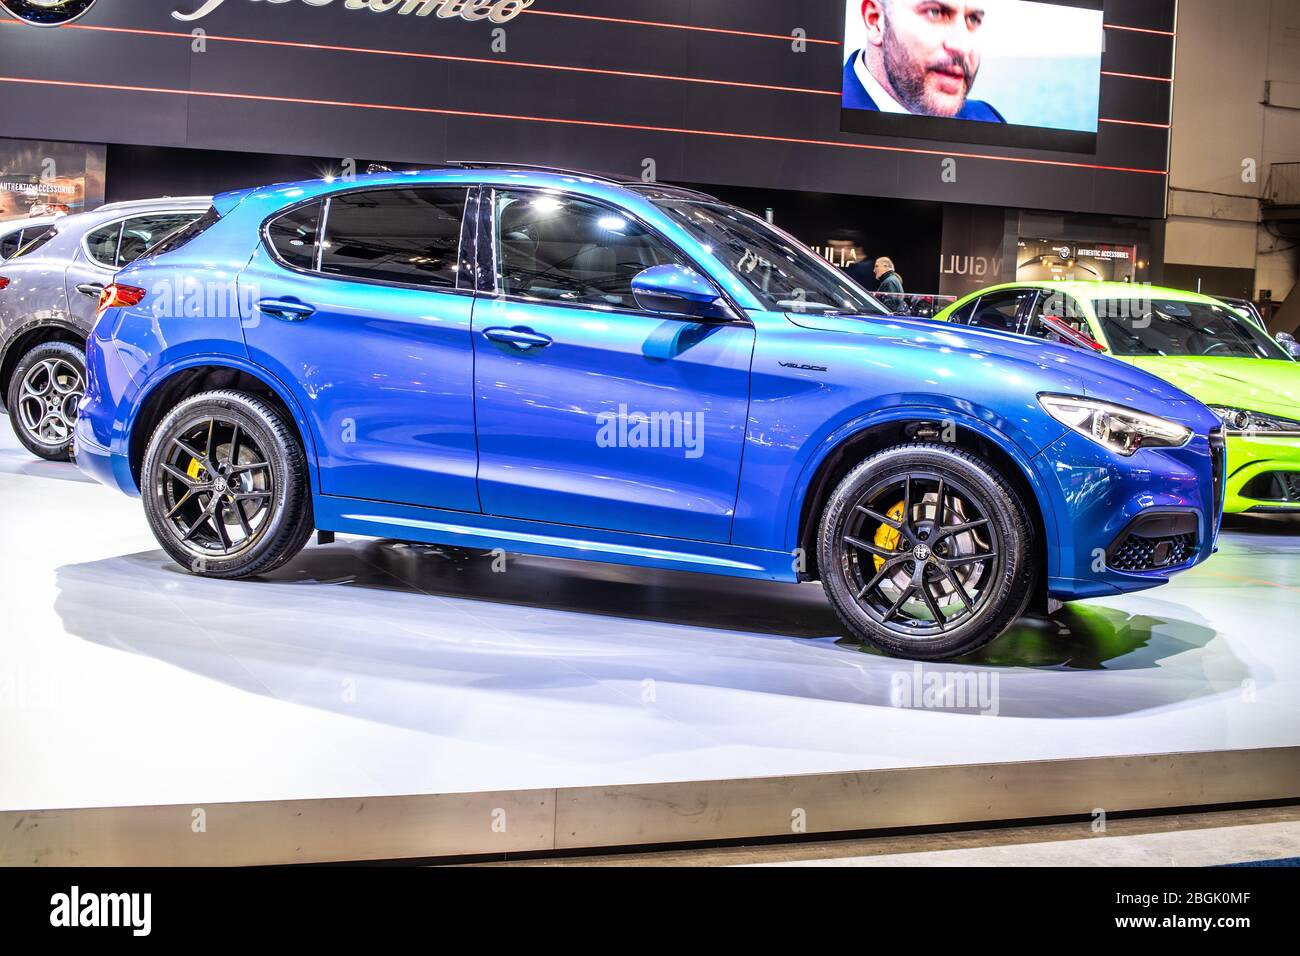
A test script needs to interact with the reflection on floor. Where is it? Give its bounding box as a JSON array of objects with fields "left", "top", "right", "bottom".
[
  {"left": 2, "top": 425, "right": 1298, "bottom": 811},
  {"left": 490, "top": 804, "right": 1300, "bottom": 867}
]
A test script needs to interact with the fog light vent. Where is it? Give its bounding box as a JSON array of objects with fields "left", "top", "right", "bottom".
[{"left": 1109, "top": 532, "right": 1197, "bottom": 572}]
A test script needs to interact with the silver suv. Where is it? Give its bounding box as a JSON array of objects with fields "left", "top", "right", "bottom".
[{"left": 0, "top": 197, "right": 209, "bottom": 460}]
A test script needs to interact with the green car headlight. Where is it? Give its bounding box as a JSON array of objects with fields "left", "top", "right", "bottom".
[
  {"left": 1039, "top": 394, "right": 1193, "bottom": 457},
  {"left": 1207, "top": 406, "right": 1300, "bottom": 435}
]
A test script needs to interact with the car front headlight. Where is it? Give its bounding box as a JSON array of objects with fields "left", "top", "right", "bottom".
[
  {"left": 1207, "top": 405, "right": 1300, "bottom": 435},
  {"left": 1039, "top": 394, "right": 1193, "bottom": 457}
]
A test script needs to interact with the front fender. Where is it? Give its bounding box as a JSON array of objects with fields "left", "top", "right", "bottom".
[{"left": 777, "top": 403, "right": 1063, "bottom": 576}]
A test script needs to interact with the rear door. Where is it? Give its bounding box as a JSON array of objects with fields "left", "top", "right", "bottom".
[{"left": 239, "top": 185, "right": 480, "bottom": 511}]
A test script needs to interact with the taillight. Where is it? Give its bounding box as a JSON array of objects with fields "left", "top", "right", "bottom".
[
  {"left": 0, "top": 277, "right": 10, "bottom": 290},
  {"left": 95, "top": 283, "right": 147, "bottom": 319}
]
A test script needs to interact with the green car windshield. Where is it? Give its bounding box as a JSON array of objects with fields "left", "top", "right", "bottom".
[{"left": 1093, "top": 297, "right": 1290, "bottom": 360}]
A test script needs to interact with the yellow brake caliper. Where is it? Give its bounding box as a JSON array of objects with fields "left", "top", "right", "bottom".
[
  {"left": 186, "top": 458, "right": 204, "bottom": 481},
  {"left": 872, "top": 500, "right": 906, "bottom": 572}
]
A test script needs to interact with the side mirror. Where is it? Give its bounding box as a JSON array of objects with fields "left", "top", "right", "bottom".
[
  {"left": 1276, "top": 332, "right": 1300, "bottom": 359},
  {"left": 631, "top": 264, "right": 734, "bottom": 321}
]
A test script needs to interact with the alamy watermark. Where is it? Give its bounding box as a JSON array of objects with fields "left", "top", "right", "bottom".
[
  {"left": 596, "top": 404, "right": 705, "bottom": 459},
  {"left": 890, "top": 663, "right": 1000, "bottom": 716}
]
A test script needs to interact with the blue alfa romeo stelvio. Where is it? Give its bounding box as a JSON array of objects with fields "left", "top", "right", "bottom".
[{"left": 75, "top": 166, "right": 1225, "bottom": 660}]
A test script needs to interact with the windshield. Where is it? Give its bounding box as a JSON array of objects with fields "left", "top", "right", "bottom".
[
  {"left": 1094, "top": 297, "right": 1291, "bottom": 360},
  {"left": 652, "top": 199, "right": 885, "bottom": 315}
]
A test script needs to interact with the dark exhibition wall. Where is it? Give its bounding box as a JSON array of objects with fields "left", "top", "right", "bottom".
[{"left": 0, "top": 0, "right": 1175, "bottom": 219}]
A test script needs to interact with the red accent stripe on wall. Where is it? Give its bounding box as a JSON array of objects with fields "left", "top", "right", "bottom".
[
  {"left": 0, "top": 19, "right": 1177, "bottom": 125},
  {"left": 0, "top": 74, "right": 1169, "bottom": 176},
  {"left": 524, "top": 8, "right": 841, "bottom": 45}
]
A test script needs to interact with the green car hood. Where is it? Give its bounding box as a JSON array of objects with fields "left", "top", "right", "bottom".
[{"left": 1119, "top": 356, "right": 1300, "bottom": 420}]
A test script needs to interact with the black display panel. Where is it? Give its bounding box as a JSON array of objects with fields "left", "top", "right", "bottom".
[{"left": 0, "top": 0, "right": 1175, "bottom": 218}]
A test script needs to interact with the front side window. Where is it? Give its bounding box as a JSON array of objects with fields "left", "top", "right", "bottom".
[
  {"left": 493, "top": 190, "right": 687, "bottom": 310},
  {"left": 320, "top": 188, "right": 468, "bottom": 289},
  {"left": 652, "top": 199, "right": 882, "bottom": 315},
  {"left": 1095, "top": 297, "right": 1290, "bottom": 359},
  {"left": 946, "top": 298, "right": 978, "bottom": 324},
  {"left": 966, "top": 290, "right": 1032, "bottom": 333},
  {"left": 1026, "top": 291, "right": 1092, "bottom": 341}
]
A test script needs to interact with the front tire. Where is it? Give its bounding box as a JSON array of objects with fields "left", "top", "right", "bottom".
[
  {"left": 141, "top": 389, "right": 314, "bottom": 578},
  {"left": 818, "top": 443, "right": 1035, "bottom": 660},
  {"left": 6, "top": 341, "right": 86, "bottom": 461}
]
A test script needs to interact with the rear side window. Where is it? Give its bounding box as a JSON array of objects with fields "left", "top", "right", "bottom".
[
  {"left": 319, "top": 188, "right": 468, "bottom": 289},
  {"left": 117, "top": 213, "right": 203, "bottom": 265},
  {"left": 266, "top": 201, "right": 322, "bottom": 271},
  {"left": 139, "top": 206, "right": 221, "bottom": 261},
  {"left": 0, "top": 230, "right": 22, "bottom": 260},
  {"left": 83, "top": 213, "right": 203, "bottom": 268},
  {"left": 85, "top": 222, "right": 121, "bottom": 266},
  {"left": 13, "top": 225, "right": 56, "bottom": 258}
]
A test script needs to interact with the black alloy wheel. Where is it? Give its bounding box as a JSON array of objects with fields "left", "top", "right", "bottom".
[
  {"left": 819, "top": 443, "right": 1035, "bottom": 660},
  {"left": 142, "top": 390, "right": 314, "bottom": 578}
]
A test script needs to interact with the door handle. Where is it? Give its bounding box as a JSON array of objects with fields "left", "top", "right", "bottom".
[
  {"left": 76, "top": 283, "right": 104, "bottom": 298},
  {"left": 483, "top": 326, "right": 553, "bottom": 350},
  {"left": 257, "top": 298, "right": 316, "bottom": 321}
]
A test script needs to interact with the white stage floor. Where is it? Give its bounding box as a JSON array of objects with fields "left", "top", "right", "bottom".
[{"left": 2, "top": 424, "right": 1299, "bottom": 813}]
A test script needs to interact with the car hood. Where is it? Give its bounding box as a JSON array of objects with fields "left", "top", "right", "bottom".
[
  {"left": 787, "top": 312, "right": 1206, "bottom": 417},
  {"left": 1117, "top": 356, "right": 1300, "bottom": 421}
]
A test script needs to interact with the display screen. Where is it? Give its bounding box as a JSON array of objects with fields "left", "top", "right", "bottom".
[{"left": 841, "top": 0, "right": 1104, "bottom": 152}]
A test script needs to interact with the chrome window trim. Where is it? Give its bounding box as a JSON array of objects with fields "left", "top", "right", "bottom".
[
  {"left": 260, "top": 185, "right": 476, "bottom": 296},
  {"left": 79, "top": 207, "right": 209, "bottom": 270}
]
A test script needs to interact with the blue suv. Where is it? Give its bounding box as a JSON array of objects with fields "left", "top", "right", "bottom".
[{"left": 75, "top": 166, "right": 1224, "bottom": 660}]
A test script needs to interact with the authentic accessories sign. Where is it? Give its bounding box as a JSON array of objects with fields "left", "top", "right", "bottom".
[{"left": 172, "top": 0, "right": 537, "bottom": 25}]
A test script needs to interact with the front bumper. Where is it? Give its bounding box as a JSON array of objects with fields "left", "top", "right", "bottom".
[
  {"left": 1034, "top": 425, "right": 1220, "bottom": 601},
  {"left": 1222, "top": 431, "right": 1300, "bottom": 513}
]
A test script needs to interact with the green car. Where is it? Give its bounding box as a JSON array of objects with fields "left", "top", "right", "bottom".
[{"left": 933, "top": 281, "right": 1300, "bottom": 515}]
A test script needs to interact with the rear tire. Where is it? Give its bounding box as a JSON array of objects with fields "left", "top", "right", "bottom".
[
  {"left": 6, "top": 341, "right": 86, "bottom": 462},
  {"left": 141, "top": 389, "right": 313, "bottom": 578},
  {"left": 818, "top": 443, "right": 1035, "bottom": 660}
]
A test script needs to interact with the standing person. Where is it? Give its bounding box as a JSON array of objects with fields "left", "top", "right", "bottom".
[{"left": 874, "top": 257, "right": 906, "bottom": 312}]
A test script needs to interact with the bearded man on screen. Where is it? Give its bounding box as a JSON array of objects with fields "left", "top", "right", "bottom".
[{"left": 843, "top": 0, "right": 1006, "bottom": 122}]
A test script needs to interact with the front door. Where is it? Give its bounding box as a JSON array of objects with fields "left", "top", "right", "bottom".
[{"left": 471, "top": 188, "right": 754, "bottom": 543}]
